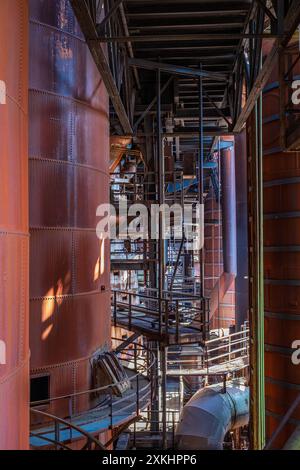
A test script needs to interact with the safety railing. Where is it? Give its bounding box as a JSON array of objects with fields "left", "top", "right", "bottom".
[
  {"left": 204, "top": 326, "right": 249, "bottom": 371},
  {"left": 167, "top": 325, "right": 249, "bottom": 376},
  {"left": 30, "top": 409, "right": 106, "bottom": 450},
  {"left": 30, "top": 340, "right": 155, "bottom": 450},
  {"left": 111, "top": 239, "right": 158, "bottom": 260},
  {"left": 111, "top": 288, "right": 209, "bottom": 342},
  {"left": 132, "top": 409, "right": 180, "bottom": 449},
  {"left": 110, "top": 170, "right": 189, "bottom": 206}
]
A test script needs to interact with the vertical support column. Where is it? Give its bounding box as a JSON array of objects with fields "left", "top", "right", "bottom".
[
  {"left": 160, "top": 345, "right": 167, "bottom": 449},
  {"left": 157, "top": 68, "right": 165, "bottom": 300},
  {"left": 235, "top": 132, "right": 249, "bottom": 329},
  {"left": 198, "top": 70, "right": 204, "bottom": 301},
  {"left": 157, "top": 67, "right": 167, "bottom": 449},
  {"left": 247, "top": 98, "right": 265, "bottom": 449}
]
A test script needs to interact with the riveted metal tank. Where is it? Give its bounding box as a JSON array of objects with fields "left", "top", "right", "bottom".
[
  {"left": 262, "top": 51, "right": 300, "bottom": 447},
  {"left": 0, "top": 0, "right": 29, "bottom": 449},
  {"left": 29, "top": 0, "right": 110, "bottom": 419}
]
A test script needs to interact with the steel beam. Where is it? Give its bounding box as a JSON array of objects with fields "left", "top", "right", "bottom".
[
  {"left": 71, "top": 0, "right": 133, "bottom": 134},
  {"left": 174, "top": 107, "right": 230, "bottom": 120},
  {"left": 247, "top": 100, "right": 265, "bottom": 450},
  {"left": 234, "top": 0, "right": 300, "bottom": 133},
  {"left": 134, "top": 129, "right": 235, "bottom": 138},
  {"left": 133, "top": 76, "right": 173, "bottom": 132},
  {"left": 98, "top": 0, "right": 123, "bottom": 30},
  {"left": 198, "top": 69, "right": 205, "bottom": 302},
  {"left": 128, "top": 57, "right": 227, "bottom": 82},
  {"left": 99, "top": 33, "right": 279, "bottom": 42}
]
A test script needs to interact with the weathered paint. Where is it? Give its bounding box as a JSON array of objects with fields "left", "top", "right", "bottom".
[
  {"left": 29, "top": 0, "right": 111, "bottom": 420},
  {"left": 0, "top": 0, "right": 29, "bottom": 450}
]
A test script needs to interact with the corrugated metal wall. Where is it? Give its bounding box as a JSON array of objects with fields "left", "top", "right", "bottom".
[
  {"left": 29, "top": 0, "right": 111, "bottom": 418},
  {"left": 263, "top": 55, "right": 300, "bottom": 447},
  {"left": 0, "top": 0, "right": 29, "bottom": 449}
]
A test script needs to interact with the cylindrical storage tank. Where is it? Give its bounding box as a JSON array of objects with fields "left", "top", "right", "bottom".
[
  {"left": 262, "top": 52, "right": 300, "bottom": 447},
  {"left": 29, "top": 0, "right": 110, "bottom": 419},
  {"left": 0, "top": 0, "right": 29, "bottom": 449}
]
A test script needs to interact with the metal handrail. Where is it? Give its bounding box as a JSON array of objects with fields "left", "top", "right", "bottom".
[
  {"left": 111, "top": 288, "right": 209, "bottom": 340},
  {"left": 166, "top": 327, "right": 249, "bottom": 375},
  {"left": 30, "top": 339, "right": 155, "bottom": 448},
  {"left": 30, "top": 342, "right": 154, "bottom": 408},
  {"left": 30, "top": 408, "right": 106, "bottom": 450}
]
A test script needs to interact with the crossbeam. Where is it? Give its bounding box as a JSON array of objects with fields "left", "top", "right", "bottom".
[
  {"left": 70, "top": 0, "right": 133, "bottom": 135},
  {"left": 128, "top": 58, "right": 227, "bottom": 82},
  {"left": 234, "top": 0, "right": 300, "bottom": 132}
]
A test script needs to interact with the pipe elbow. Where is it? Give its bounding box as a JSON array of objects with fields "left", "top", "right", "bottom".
[{"left": 175, "top": 381, "right": 249, "bottom": 450}]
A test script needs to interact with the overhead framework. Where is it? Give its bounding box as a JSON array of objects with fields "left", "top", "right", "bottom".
[
  {"left": 70, "top": 0, "right": 300, "bottom": 451},
  {"left": 71, "top": 1, "right": 300, "bottom": 155}
]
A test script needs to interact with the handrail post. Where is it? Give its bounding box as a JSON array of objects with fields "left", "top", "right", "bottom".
[
  {"left": 172, "top": 411, "right": 175, "bottom": 448},
  {"left": 136, "top": 373, "right": 140, "bottom": 416},
  {"left": 113, "top": 290, "right": 117, "bottom": 327},
  {"left": 129, "top": 292, "right": 132, "bottom": 331},
  {"left": 134, "top": 342, "right": 137, "bottom": 371},
  {"left": 165, "top": 300, "right": 169, "bottom": 338},
  {"left": 54, "top": 421, "right": 60, "bottom": 450},
  {"left": 222, "top": 374, "right": 227, "bottom": 394},
  {"left": 175, "top": 300, "right": 179, "bottom": 343},
  {"left": 158, "top": 294, "right": 162, "bottom": 336},
  {"left": 109, "top": 386, "right": 113, "bottom": 430},
  {"left": 68, "top": 396, "right": 73, "bottom": 441}
]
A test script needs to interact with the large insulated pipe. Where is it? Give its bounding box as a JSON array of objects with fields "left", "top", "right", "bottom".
[
  {"left": 0, "top": 0, "right": 29, "bottom": 450},
  {"left": 176, "top": 381, "right": 249, "bottom": 450},
  {"left": 29, "top": 0, "right": 110, "bottom": 419}
]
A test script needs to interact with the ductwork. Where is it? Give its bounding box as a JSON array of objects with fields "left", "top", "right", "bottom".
[
  {"left": 176, "top": 380, "right": 249, "bottom": 450},
  {"left": 221, "top": 145, "right": 237, "bottom": 279},
  {"left": 209, "top": 144, "right": 237, "bottom": 325}
]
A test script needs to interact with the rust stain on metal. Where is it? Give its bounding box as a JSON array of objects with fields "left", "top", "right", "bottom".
[
  {"left": 0, "top": 0, "right": 29, "bottom": 450},
  {"left": 29, "top": 0, "right": 111, "bottom": 420},
  {"left": 263, "top": 52, "right": 300, "bottom": 448}
]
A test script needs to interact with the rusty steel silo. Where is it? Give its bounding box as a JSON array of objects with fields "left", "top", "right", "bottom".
[
  {"left": 0, "top": 0, "right": 29, "bottom": 449},
  {"left": 262, "top": 53, "right": 300, "bottom": 447},
  {"left": 29, "top": 0, "right": 110, "bottom": 419}
]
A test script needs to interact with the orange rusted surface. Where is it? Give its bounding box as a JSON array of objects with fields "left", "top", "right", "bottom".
[
  {"left": 110, "top": 136, "right": 132, "bottom": 173},
  {"left": 262, "top": 53, "right": 300, "bottom": 447},
  {"left": 0, "top": 0, "right": 29, "bottom": 450},
  {"left": 29, "top": 0, "right": 111, "bottom": 420}
]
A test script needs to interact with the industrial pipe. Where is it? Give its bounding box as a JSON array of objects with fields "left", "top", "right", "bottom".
[
  {"left": 221, "top": 145, "right": 237, "bottom": 278},
  {"left": 208, "top": 144, "right": 237, "bottom": 326},
  {"left": 176, "top": 381, "right": 249, "bottom": 450}
]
